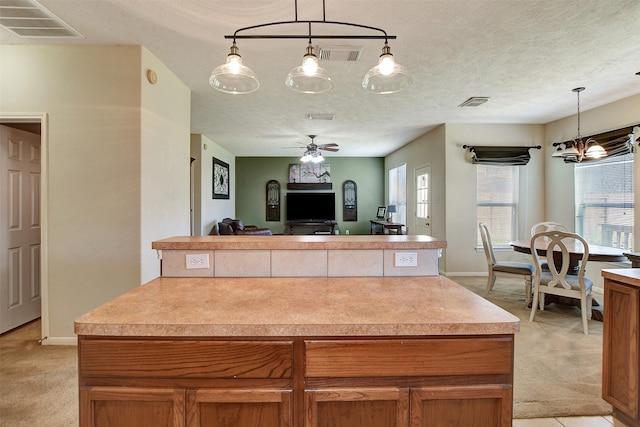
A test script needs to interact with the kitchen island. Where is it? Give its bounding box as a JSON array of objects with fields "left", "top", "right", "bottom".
[{"left": 75, "top": 275, "right": 519, "bottom": 427}]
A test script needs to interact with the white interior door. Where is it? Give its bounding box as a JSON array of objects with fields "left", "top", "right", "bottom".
[
  {"left": 0, "top": 125, "right": 42, "bottom": 333},
  {"left": 414, "top": 165, "right": 431, "bottom": 236}
]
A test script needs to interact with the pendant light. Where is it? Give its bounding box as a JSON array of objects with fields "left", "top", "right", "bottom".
[
  {"left": 285, "top": 42, "right": 334, "bottom": 94},
  {"left": 362, "top": 42, "right": 412, "bottom": 94},
  {"left": 552, "top": 87, "right": 606, "bottom": 162},
  {"left": 209, "top": 42, "right": 259, "bottom": 94}
]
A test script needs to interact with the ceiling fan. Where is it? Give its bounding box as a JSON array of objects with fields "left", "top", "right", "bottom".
[{"left": 299, "top": 135, "right": 339, "bottom": 163}]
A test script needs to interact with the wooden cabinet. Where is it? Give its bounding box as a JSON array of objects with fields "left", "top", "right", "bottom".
[
  {"left": 80, "top": 386, "right": 185, "bottom": 427},
  {"left": 78, "top": 336, "right": 514, "bottom": 427},
  {"left": 602, "top": 270, "right": 640, "bottom": 427},
  {"left": 303, "top": 339, "right": 513, "bottom": 427},
  {"left": 186, "top": 389, "right": 292, "bottom": 427}
]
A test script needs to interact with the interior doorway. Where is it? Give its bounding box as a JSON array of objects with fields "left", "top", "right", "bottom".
[{"left": 0, "top": 122, "right": 43, "bottom": 333}]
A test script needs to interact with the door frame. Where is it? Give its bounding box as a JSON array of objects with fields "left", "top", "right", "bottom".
[{"left": 0, "top": 113, "right": 49, "bottom": 342}]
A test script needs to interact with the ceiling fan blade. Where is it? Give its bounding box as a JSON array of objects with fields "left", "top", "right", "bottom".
[
  {"left": 318, "top": 143, "right": 339, "bottom": 148},
  {"left": 319, "top": 146, "right": 340, "bottom": 152}
]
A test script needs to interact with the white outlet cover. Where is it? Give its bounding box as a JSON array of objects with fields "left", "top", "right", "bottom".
[
  {"left": 394, "top": 252, "right": 418, "bottom": 267},
  {"left": 185, "top": 253, "right": 210, "bottom": 269}
]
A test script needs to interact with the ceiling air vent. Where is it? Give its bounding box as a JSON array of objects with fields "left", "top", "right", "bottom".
[
  {"left": 0, "top": 0, "right": 83, "bottom": 38},
  {"left": 308, "top": 113, "right": 336, "bottom": 121},
  {"left": 459, "top": 97, "right": 490, "bottom": 107},
  {"left": 318, "top": 45, "right": 362, "bottom": 61}
]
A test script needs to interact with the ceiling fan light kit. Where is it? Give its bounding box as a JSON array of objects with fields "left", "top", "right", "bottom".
[
  {"left": 210, "top": 0, "right": 411, "bottom": 95},
  {"left": 299, "top": 135, "right": 339, "bottom": 163},
  {"left": 552, "top": 87, "right": 607, "bottom": 163}
]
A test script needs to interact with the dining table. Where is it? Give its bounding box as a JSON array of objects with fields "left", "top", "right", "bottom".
[{"left": 510, "top": 239, "right": 628, "bottom": 321}]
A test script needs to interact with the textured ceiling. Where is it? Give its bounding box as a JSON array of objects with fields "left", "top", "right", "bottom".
[{"left": 2, "top": 0, "right": 639, "bottom": 158}]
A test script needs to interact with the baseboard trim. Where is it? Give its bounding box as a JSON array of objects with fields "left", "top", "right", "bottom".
[
  {"left": 443, "top": 272, "right": 488, "bottom": 277},
  {"left": 41, "top": 336, "right": 77, "bottom": 346}
]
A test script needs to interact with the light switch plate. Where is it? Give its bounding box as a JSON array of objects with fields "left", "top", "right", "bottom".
[
  {"left": 394, "top": 252, "right": 418, "bottom": 267},
  {"left": 185, "top": 253, "right": 210, "bottom": 269}
]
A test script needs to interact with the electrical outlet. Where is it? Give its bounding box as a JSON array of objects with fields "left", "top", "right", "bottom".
[
  {"left": 185, "top": 253, "right": 210, "bottom": 269},
  {"left": 394, "top": 252, "right": 418, "bottom": 267}
]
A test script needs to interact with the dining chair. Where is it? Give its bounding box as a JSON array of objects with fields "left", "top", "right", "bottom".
[
  {"left": 530, "top": 221, "right": 569, "bottom": 271},
  {"left": 530, "top": 221, "right": 569, "bottom": 236},
  {"left": 529, "top": 230, "right": 593, "bottom": 335},
  {"left": 479, "top": 222, "right": 534, "bottom": 304}
]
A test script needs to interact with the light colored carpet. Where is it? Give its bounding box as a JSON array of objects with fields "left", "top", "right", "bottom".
[
  {"left": 0, "top": 320, "right": 77, "bottom": 427},
  {"left": 451, "top": 276, "right": 612, "bottom": 419},
  {"left": 0, "top": 277, "right": 612, "bottom": 425}
]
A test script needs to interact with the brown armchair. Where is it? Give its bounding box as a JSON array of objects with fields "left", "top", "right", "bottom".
[{"left": 218, "top": 218, "right": 272, "bottom": 236}]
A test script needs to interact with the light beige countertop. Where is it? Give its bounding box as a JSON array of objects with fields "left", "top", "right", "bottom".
[
  {"left": 152, "top": 234, "right": 447, "bottom": 251},
  {"left": 602, "top": 268, "right": 640, "bottom": 287},
  {"left": 75, "top": 275, "right": 518, "bottom": 337}
]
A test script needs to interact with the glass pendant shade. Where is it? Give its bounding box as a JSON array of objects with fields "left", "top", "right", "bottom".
[
  {"left": 585, "top": 141, "right": 606, "bottom": 159},
  {"left": 285, "top": 43, "right": 334, "bottom": 94},
  {"left": 209, "top": 42, "right": 260, "bottom": 94},
  {"left": 561, "top": 145, "right": 581, "bottom": 158},
  {"left": 362, "top": 43, "right": 412, "bottom": 94}
]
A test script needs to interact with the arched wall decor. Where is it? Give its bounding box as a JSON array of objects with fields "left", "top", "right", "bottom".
[
  {"left": 266, "top": 180, "right": 280, "bottom": 221},
  {"left": 343, "top": 180, "right": 357, "bottom": 221}
]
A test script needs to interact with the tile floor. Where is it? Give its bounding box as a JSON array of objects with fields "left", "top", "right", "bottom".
[{"left": 513, "top": 415, "right": 615, "bottom": 426}]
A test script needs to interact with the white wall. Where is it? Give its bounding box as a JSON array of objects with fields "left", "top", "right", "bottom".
[
  {"left": 190, "top": 134, "right": 235, "bottom": 235},
  {"left": 444, "top": 124, "right": 546, "bottom": 275},
  {"left": 140, "top": 48, "right": 191, "bottom": 282},
  {"left": 0, "top": 45, "right": 190, "bottom": 341}
]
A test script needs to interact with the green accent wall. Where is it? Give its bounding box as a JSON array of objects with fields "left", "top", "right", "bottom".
[{"left": 236, "top": 157, "right": 385, "bottom": 235}]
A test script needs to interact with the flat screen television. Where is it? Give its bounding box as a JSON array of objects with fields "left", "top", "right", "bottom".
[{"left": 286, "top": 192, "right": 335, "bottom": 222}]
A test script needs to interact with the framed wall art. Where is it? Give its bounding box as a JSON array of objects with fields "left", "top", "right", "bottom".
[{"left": 212, "top": 157, "right": 230, "bottom": 199}]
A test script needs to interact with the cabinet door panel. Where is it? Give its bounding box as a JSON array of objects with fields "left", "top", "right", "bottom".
[
  {"left": 186, "top": 389, "right": 291, "bottom": 427},
  {"left": 603, "top": 280, "right": 639, "bottom": 420},
  {"left": 305, "top": 388, "right": 409, "bottom": 427},
  {"left": 410, "top": 385, "right": 511, "bottom": 427},
  {"left": 80, "top": 386, "right": 185, "bottom": 427}
]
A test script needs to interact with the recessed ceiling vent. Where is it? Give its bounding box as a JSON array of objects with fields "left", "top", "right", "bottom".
[
  {"left": 459, "top": 97, "right": 490, "bottom": 107},
  {"left": 308, "top": 113, "right": 336, "bottom": 121},
  {"left": 318, "top": 45, "right": 362, "bottom": 61},
  {"left": 0, "top": 0, "right": 83, "bottom": 38}
]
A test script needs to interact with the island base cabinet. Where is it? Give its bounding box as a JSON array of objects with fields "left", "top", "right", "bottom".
[
  {"left": 304, "top": 385, "right": 511, "bottom": 427},
  {"left": 78, "top": 335, "right": 514, "bottom": 427}
]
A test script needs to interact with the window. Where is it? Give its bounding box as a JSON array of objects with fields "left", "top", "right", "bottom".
[
  {"left": 477, "top": 165, "right": 518, "bottom": 246},
  {"left": 388, "top": 164, "right": 407, "bottom": 227},
  {"left": 575, "top": 152, "right": 634, "bottom": 250}
]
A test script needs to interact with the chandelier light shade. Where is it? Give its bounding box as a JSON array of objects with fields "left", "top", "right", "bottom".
[
  {"left": 209, "top": 42, "right": 259, "bottom": 94},
  {"left": 285, "top": 43, "right": 334, "bottom": 94},
  {"left": 552, "top": 87, "right": 606, "bottom": 163},
  {"left": 362, "top": 42, "right": 413, "bottom": 94},
  {"left": 210, "top": 0, "right": 410, "bottom": 95}
]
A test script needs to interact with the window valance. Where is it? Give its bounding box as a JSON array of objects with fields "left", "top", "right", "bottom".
[{"left": 462, "top": 145, "right": 541, "bottom": 166}]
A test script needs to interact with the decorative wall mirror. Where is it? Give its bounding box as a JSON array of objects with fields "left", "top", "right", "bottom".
[
  {"left": 266, "top": 180, "right": 280, "bottom": 221},
  {"left": 343, "top": 180, "right": 357, "bottom": 221}
]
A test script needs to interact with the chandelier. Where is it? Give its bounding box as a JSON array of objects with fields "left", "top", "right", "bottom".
[
  {"left": 209, "top": 0, "right": 412, "bottom": 95},
  {"left": 552, "top": 87, "right": 606, "bottom": 163}
]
